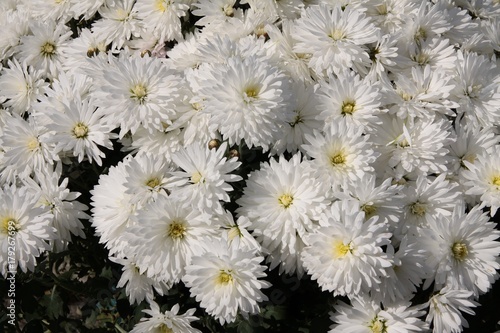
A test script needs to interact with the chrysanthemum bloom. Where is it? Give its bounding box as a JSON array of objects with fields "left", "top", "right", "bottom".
[
  {"left": 293, "top": 4, "right": 378, "bottom": 77},
  {"left": 60, "top": 28, "right": 109, "bottom": 75},
  {"left": 302, "top": 201, "right": 393, "bottom": 297},
  {"left": 237, "top": 153, "right": 330, "bottom": 276},
  {"left": 126, "top": 126, "right": 183, "bottom": 160},
  {"left": 30, "top": 0, "right": 73, "bottom": 22},
  {"left": 0, "top": 114, "right": 58, "bottom": 183},
  {"left": 363, "top": 0, "right": 417, "bottom": 35},
  {"left": 424, "top": 287, "right": 478, "bottom": 333},
  {"left": 169, "top": 142, "right": 242, "bottom": 214},
  {"left": 23, "top": 165, "right": 89, "bottom": 252},
  {"left": 370, "top": 114, "right": 454, "bottom": 177},
  {"left": 39, "top": 97, "right": 115, "bottom": 166},
  {"left": 91, "top": 0, "right": 143, "bottom": 51},
  {"left": 18, "top": 20, "right": 72, "bottom": 79},
  {"left": 124, "top": 195, "right": 216, "bottom": 283},
  {"left": 0, "top": 10, "right": 30, "bottom": 62},
  {"left": 329, "top": 296, "right": 428, "bottom": 333},
  {"left": 192, "top": 0, "right": 243, "bottom": 28},
  {"left": 0, "top": 59, "right": 48, "bottom": 115},
  {"left": 363, "top": 32, "right": 399, "bottom": 83},
  {"left": 270, "top": 82, "right": 323, "bottom": 155},
  {"left": 302, "top": 121, "right": 377, "bottom": 189},
  {"left": 462, "top": 145, "right": 500, "bottom": 215},
  {"left": 130, "top": 302, "right": 201, "bottom": 333},
  {"left": 403, "top": 37, "right": 457, "bottom": 73},
  {"left": 110, "top": 256, "right": 171, "bottom": 305},
  {"left": 402, "top": 1, "right": 452, "bottom": 47},
  {"left": 451, "top": 51, "right": 500, "bottom": 128},
  {"left": 183, "top": 240, "right": 271, "bottom": 325},
  {"left": 197, "top": 56, "right": 293, "bottom": 151},
  {"left": 317, "top": 70, "right": 383, "bottom": 130},
  {"left": 91, "top": 54, "right": 182, "bottom": 138},
  {"left": 0, "top": 185, "right": 55, "bottom": 277},
  {"left": 420, "top": 205, "right": 500, "bottom": 296},
  {"left": 135, "top": 0, "right": 189, "bottom": 43}
]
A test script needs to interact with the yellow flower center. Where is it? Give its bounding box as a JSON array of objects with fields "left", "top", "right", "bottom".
[
  {"left": 329, "top": 29, "right": 345, "bottom": 41},
  {"left": 41, "top": 42, "right": 56, "bottom": 57},
  {"left": 409, "top": 202, "right": 426, "bottom": 216},
  {"left": 223, "top": 4, "right": 234, "bottom": 17},
  {"left": 130, "top": 84, "right": 148, "bottom": 104},
  {"left": 330, "top": 152, "right": 346, "bottom": 166},
  {"left": 415, "top": 53, "right": 429, "bottom": 66},
  {"left": 333, "top": 240, "right": 352, "bottom": 259},
  {"left": 155, "top": 0, "right": 170, "bottom": 12},
  {"left": 243, "top": 86, "right": 260, "bottom": 103},
  {"left": 452, "top": 242, "right": 468, "bottom": 261},
  {"left": 415, "top": 27, "right": 427, "bottom": 41},
  {"left": 168, "top": 221, "right": 186, "bottom": 239},
  {"left": 27, "top": 138, "right": 40, "bottom": 151},
  {"left": 341, "top": 101, "right": 356, "bottom": 115},
  {"left": 191, "top": 171, "right": 203, "bottom": 184},
  {"left": 159, "top": 324, "right": 174, "bottom": 333},
  {"left": 361, "top": 204, "right": 377, "bottom": 217},
  {"left": 228, "top": 225, "right": 242, "bottom": 241},
  {"left": 370, "top": 317, "right": 387, "bottom": 333},
  {"left": 375, "top": 3, "right": 388, "bottom": 15},
  {"left": 73, "top": 122, "right": 89, "bottom": 138},
  {"left": 278, "top": 194, "right": 293, "bottom": 208},
  {"left": 492, "top": 176, "right": 500, "bottom": 187},
  {"left": 217, "top": 270, "right": 234, "bottom": 285},
  {"left": 146, "top": 177, "right": 161, "bottom": 189},
  {"left": 2, "top": 217, "right": 19, "bottom": 235}
]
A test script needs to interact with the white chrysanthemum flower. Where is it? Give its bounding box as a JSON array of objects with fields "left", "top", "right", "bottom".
[
  {"left": 0, "top": 10, "right": 30, "bottom": 62},
  {"left": 217, "top": 213, "right": 261, "bottom": 254},
  {"left": 130, "top": 302, "right": 201, "bottom": 333},
  {"left": 197, "top": 56, "right": 293, "bottom": 151},
  {"left": 237, "top": 153, "right": 331, "bottom": 276},
  {"left": 302, "top": 121, "right": 377, "bottom": 189},
  {"left": 385, "top": 64, "right": 458, "bottom": 120},
  {"left": 169, "top": 142, "right": 242, "bottom": 214},
  {"left": 462, "top": 145, "right": 500, "bottom": 215},
  {"left": 90, "top": 156, "right": 136, "bottom": 255},
  {"left": 364, "top": 0, "right": 417, "bottom": 34},
  {"left": 329, "top": 296, "right": 428, "bottom": 333},
  {"left": 183, "top": 240, "right": 271, "bottom": 325},
  {"left": 420, "top": 205, "right": 500, "bottom": 296},
  {"left": 23, "top": 165, "right": 89, "bottom": 252},
  {"left": 18, "top": 20, "right": 72, "bottom": 80},
  {"left": 0, "top": 185, "right": 56, "bottom": 277},
  {"left": 370, "top": 114, "right": 454, "bottom": 177},
  {"left": 0, "top": 59, "right": 48, "bottom": 115},
  {"left": 123, "top": 152, "right": 176, "bottom": 205},
  {"left": 110, "top": 256, "right": 171, "bottom": 305},
  {"left": 192, "top": 0, "right": 243, "bottom": 27},
  {"left": 317, "top": 70, "right": 383, "bottom": 130},
  {"left": 364, "top": 32, "right": 399, "bottom": 82},
  {"left": 398, "top": 174, "right": 463, "bottom": 236},
  {"left": 126, "top": 126, "right": 183, "bottom": 160},
  {"left": 302, "top": 201, "right": 393, "bottom": 297},
  {"left": 425, "top": 287, "right": 478, "bottom": 333},
  {"left": 38, "top": 97, "right": 115, "bottom": 166},
  {"left": 0, "top": 114, "right": 57, "bottom": 183},
  {"left": 91, "top": 54, "right": 182, "bottom": 138},
  {"left": 401, "top": 37, "right": 457, "bottom": 73},
  {"left": 135, "top": 0, "right": 189, "bottom": 43},
  {"left": 125, "top": 195, "right": 216, "bottom": 282},
  {"left": 92, "top": 0, "right": 143, "bottom": 50},
  {"left": 293, "top": 4, "right": 378, "bottom": 76},
  {"left": 451, "top": 51, "right": 500, "bottom": 128},
  {"left": 30, "top": 0, "right": 73, "bottom": 22},
  {"left": 270, "top": 82, "right": 323, "bottom": 155}
]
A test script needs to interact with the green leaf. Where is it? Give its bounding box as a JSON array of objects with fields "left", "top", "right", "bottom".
[{"left": 40, "top": 289, "right": 64, "bottom": 320}]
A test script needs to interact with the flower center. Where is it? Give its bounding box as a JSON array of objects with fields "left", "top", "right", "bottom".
[
  {"left": 2, "top": 217, "right": 19, "bottom": 235},
  {"left": 415, "top": 53, "right": 429, "bottom": 66},
  {"left": 168, "top": 221, "right": 186, "bottom": 239},
  {"left": 330, "top": 152, "right": 346, "bottom": 166},
  {"left": 452, "top": 242, "right": 468, "bottom": 261},
  {"left": 191, "top": 171, "right": 203, "bottom": 184},
  {"left": 409, "top": 202, "right": 426, "bottom": 216},
  {"left": 27, "top": 138, "right": 40, "bottom": 151},
  {"left": 159, "top": 324, "right": 173, "bottom": 333},
  {"left": 130, "top": 84, "right": 148, "bottom": 104},
  {"left": 341, "top": 100, "right": 356, "bottom": 115},
  {"left": 41, "top": 42, "right": 56, "bottom": 57},
  {"left": 492, "top": 176, "right": 500, "bottom": 187},
  {"left": 278, "top": 194, "right": 293, "bottom": 208},
  {"left": 146, "top": 177, "right": 161, "bottom": 189},
  {"left": 243, "top": 86, "right": 260, "bottom": 103},
  {"left": 155, "top": 0, "right": 170, "bottom": 12},
  {"left": 191, "top": 102, "right": 203, "bottom": 111},
  {"left": 73, "top": 122, "right": 89, "bottom": 138},
  {"left": 217, "top": 270, "right": 234, "bottom": 285},
  {"left": 369, "top": 317, "right": 387, "bottom": 333},
  {"left": 415, "top": 27, "right": 427, "bottom": 41},
  {"left": 329, "top": 29, "right": 345, "bottom": 41},
  {"left": 223, "top": 4, "right": 234, "bottom": 17},
  {"left": 333, "top": 240, "right": 352, "bottom": 259},
  {"left": 361, "top": 204, "right": 377, "bottom": 217},
  {"left": 289, "top": 112, "right": 303, "bottom": 127}
]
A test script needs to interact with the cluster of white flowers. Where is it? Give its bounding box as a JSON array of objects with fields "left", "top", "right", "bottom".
[{"left": 1, "top": 0, "right": 500, "bottom": 332}]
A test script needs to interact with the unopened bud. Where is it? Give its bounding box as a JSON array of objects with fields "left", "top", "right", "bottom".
[
  {"left": 208, "top": 139, "right": 221, "bottom": 150},
  {"left": 228, "top": 149, "right": 239, "bottom": 159}
]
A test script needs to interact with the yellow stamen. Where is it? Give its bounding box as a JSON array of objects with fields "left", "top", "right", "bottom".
[
  {"left": 73, "top": 122, "right": 89, "bottom": 138},
  {"left": 452, "top": 242, "right": 468, "bottom": 261},
  {"left": 217, "top": 270, "right": 233, "bottom": 285},
  {"left": 278, "top": 194, "right": 293, "bottom": 208},
  {"left": 168, "top": 221, "right": 186, "bottom": 239},
  {"left": 333, "top": 240, "right": 351, "bottom": 259}
]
